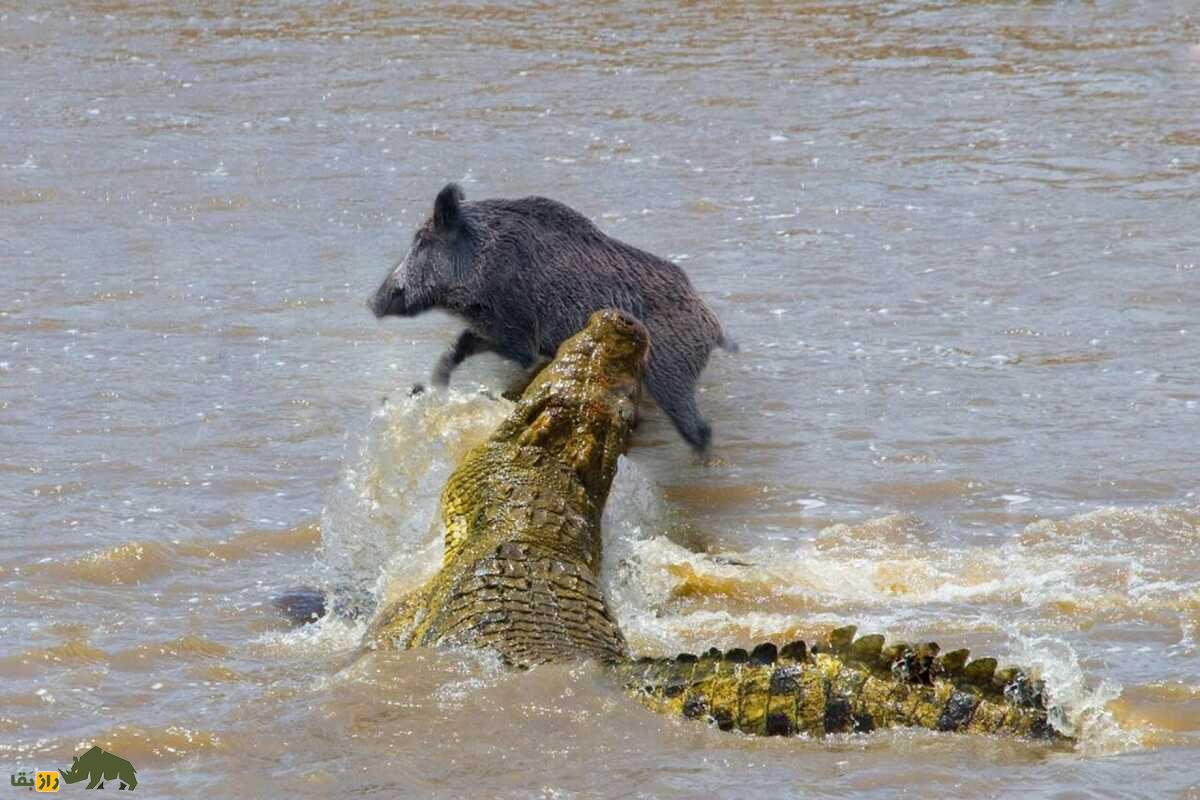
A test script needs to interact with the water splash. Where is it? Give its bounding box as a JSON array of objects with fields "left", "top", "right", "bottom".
[
  {"left": 1011, "top": 635, "right": 1138, "bottom": 753},
  {"left": 315, "top": 388, "right": 674, "bottom": 625},
  {"left": 317, "top": 388, "right": 512, "bottom": 617}
]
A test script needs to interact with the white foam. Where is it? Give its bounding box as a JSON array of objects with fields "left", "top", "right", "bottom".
[
  {"left": 318, "top": 388, "right": 513, "bottom": 607},
  {"left": 255, "top": 615, "right": 369, "bottom": 657},
  {"left": 1010, "top": 635, "right": 1138, "bottom": 753}
]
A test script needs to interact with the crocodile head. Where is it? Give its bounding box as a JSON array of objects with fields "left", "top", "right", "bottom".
[{"left": 495, "top": 309, "right": 648, "bottom": 501}]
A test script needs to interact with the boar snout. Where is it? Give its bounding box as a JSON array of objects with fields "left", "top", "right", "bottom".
[{"left": 369, "top": 277, "right": 406, "bottom": 318}]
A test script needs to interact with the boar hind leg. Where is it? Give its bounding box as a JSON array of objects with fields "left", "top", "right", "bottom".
[
  {"left": 645, "top": 372, "right": 712, "bottom": 455},
  {"left": 432, "top": 330, "right": 496, "bottom": 388}
]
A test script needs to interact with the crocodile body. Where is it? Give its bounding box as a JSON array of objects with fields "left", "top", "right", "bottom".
[{"left": 367, "top": 309, "right": 1060, "bottom": 740}]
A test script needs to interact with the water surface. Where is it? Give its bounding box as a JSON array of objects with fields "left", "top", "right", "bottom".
[{"left": 2, "top": 1, "right": 1199, "bottom": 796}]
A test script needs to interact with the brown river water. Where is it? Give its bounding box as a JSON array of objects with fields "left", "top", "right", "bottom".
[{"left": 2, "top": 1, "right": 1199, "bottom": 797}]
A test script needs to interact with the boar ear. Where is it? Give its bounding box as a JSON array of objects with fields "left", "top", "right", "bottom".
[{"left": 433, "top": 183, "right": 465, "bottom": 233}]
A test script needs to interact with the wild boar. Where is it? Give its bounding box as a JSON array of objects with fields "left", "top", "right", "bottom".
[{"left": 370, "top": 183, "right": 735, "bottom": 452}]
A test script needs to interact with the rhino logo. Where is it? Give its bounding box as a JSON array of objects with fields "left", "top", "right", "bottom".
[{"left": 58, "top": 746, "right": 137, "bottom": 790}]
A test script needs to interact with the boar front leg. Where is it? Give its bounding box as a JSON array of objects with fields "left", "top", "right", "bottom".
[
  {"left": 486, "top": 331, "right": 544, "bottom": 399},
  {"left": 431, "top": 329, "right": 496, "bottom": 388}
]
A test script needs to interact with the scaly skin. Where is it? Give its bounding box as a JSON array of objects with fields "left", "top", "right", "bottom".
[
  {"left": 367, "top": 309, "right": 643, "bottom": 665},
  {"left": 367, "top": 310, "right": 1062, "bottom": 740}
]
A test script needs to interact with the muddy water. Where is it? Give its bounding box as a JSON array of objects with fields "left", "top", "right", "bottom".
[{"left": 2, "top": 1, "right": 1199, "bottom": 796}]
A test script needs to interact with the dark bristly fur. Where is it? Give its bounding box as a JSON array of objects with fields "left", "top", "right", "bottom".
[{"left": 369, "top": 183, "right": 735, "bottom": 453}]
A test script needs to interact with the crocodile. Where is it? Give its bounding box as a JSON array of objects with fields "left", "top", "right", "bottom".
[{"left": 366, "top": 309, "right": 1062, "bottom": 740}]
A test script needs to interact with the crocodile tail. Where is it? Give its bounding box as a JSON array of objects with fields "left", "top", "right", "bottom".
[{"left": 611, "top": 626, "right": 1062, "bottom": 740}]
